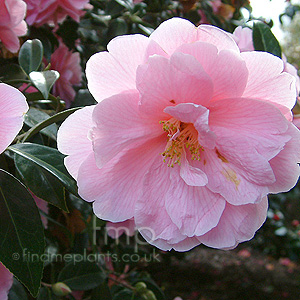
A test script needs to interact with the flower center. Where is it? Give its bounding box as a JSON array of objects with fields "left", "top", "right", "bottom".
[{"left": 160, "top": 118, "right": 203, "bottom": 167}]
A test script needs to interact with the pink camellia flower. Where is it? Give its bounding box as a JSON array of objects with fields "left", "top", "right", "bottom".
[
  {"left": 57, "top": 18, "right": 300, "bottom": 251},
  {"left": 0, "top": 262, "right": 13, "bottom": 300},
  {"left": 232, "top": 25, "right": 300, "bottom": 93},
  {"left": 0, "top": 0, "right": 27, "bottom": 53},
  {"left": 50, "top": 42, "right": 82, "bottom": 108},
  {"left": 0, "top": 83, "right": 28, "bottom": 154},
  {"left": 25, "top": 0, "right": 91, "bottom": 27}
]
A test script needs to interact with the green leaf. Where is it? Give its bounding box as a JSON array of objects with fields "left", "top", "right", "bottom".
[
  {"left": 8, "top": 143, "right": 78, "bottom": 196},
  {"left": 252, "top": 22, "right": 282, "bottom": 58},
  {"left": 21, "top": 107, "right": 81, "bottom": 142},
  {"left": 107, "top": 18, "right": 129, "bottom": 40},
  {"left": 36, "top": 287, "right": 56, "bottom": 300},
  {"left": 58, "top": 261, "right": 106, "bottom": 291},
  {"left": 24, "top": 108, "right": 58, "bottom": 141},
  {"left": 91, "top": 282, "right": 112, "bottom": 300},
  {"left": 18, "top": 39, "right": 44, "bottom": 75},
  {"left": 14, "top": 154, "right": 68, "bottom": 212},
  {"left": 8, "top": 278, "right": 28, "bottom": 300},
  {"left": 29, "top": 70, "right": 60, "bottom": 99},
  {"left": 0, "top": 64, "right": 28, "bottom": 87},
  {"left": 0, "top": 170, "right": 45, "bottom": 297},
  {"left": 113, "top": 289, "right": 133, "bottom": 300}
]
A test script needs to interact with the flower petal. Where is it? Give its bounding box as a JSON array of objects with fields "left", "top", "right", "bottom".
[
  {"left": 199, "top": 197, "right": 268, "bottom": 249},
  {"left": 175, "top": 42, "right": 248, "bottom": 101},
  {"left": 149, "top": 17, "right": 198, "bottom": 55},
  {"left": 0, "top": 83, "right": 28, "bottom": 154},
  {"left": 78, "top": 137, "right": 164, "bottom": 222},
  {"left": 241, "top": 51, "right": 297, "bottom": 111},
  {"left": 197, "top": 24, "right": 240, "bottom": 53},
  {"left": 92, "top": 91, "right": 162, "bottom": 168},
  {"left": 209, "top": 98, "right": 291, "bottom": 183},
  {"left": 268, "top": 123, "right": 300, "bottom": 193},
  {"left": 137, "top": 54, "right": 213, "bottom": 118},
  {"left": 86, "top": 34, "right": 149, "bottom": 101},
  {"left": 57, "top": 105, "right": 95, "bottom": 179}
]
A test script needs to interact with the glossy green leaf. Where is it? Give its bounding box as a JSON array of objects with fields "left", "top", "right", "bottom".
[
  {"left": 29, "top": 70, "right": 60, "bottom": 99},
  {"left": 8, "top": 279, "right": 28, "bottom": 300},
  {"left": 18, "top": 39, "right": 43, "bottom": 75},
  {"left": 21, "top": 107, "right": 81, "bottom": 142},
  {"left": 0, "top": 170, "right": 45, "bottom": 297},
  {"left": 58, "top": 261, "right": 106, "bottom": 291},
  {"left": 8, "top": 143, "right": 78, "bottom": 196},
  {"left": 0, "top": 64, "right": 28, "bottom": 87},
  {"left": 24, "top": 108, "right": 58, "bottom": 141},
  {"left": 113, "top": 289, "right": 134, "bottom": 300},
  {"left": 253, "top": 22, "right": 282, "bottom": 58},
  {"left": 14, "top": 154, "right": 68, "bottom": 212}
]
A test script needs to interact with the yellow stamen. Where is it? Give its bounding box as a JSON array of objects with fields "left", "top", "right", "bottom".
[{"left": 160, "top": 118, "right": 203, "bottom": 167}]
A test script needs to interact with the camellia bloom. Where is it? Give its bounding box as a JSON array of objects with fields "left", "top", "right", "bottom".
[
  {"left": 50, "top": 42, "right": 82, "bottom": 108},
  {"left": 0, "top": 262, "right": 13, "bottom": 300},
  {"left": 0, "top": 83, "right": 28, "bottom": 154},
  {"left": 25, "top": 0, "right": 91, "bottom": 27},
  {"left": 0, "top": 0, "right": 27, "bottom": 53},
  {"left": 58, "top": 18, "right": 300, "bottom": 251}
]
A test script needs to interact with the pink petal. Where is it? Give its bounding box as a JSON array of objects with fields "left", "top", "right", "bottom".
[
  {"left": 86, "top": 35, "right": 149, "bottom": 102},
  {"left": 137, "top": 54, "right": 213, "bottom": 119},
  {"left": 106, "top": 219, "right": 135, "bottom": 239},
  {"left": 175, "top": 42, "right": 248, "bottom": 101},
  {"left": 268, "top": 123, "right": 300, "bottom": 193},
  {"left": 149, "top": 18, "right": 198, "bottom": 55},
  {"left": 200, "top": 149, "right": 269, "bottom": 205},
  {"left": 180, "top": 152, "right": 208, "bottom": 186},
  {"left": 77, "top": 137, "right": 164, "bottom": 222},
  {"left": 164, "top": 169, "right": 226, "bottom": 237},
  {"left": 0, "top": 27, "right": 20, "bottom": 53},
  {"left": 57, "top": 105, "right": 95, "bottom": 179},
  {"left": 92, "top": 91, "right": 162, "bottom": 168},
  {"left": 199, "top": 197, "right": 268, "bottom": 249},
  {"left": 241, "top": 51, "right": 297, "bottom": 111},
  {"left": 135, "top": 162, "right": 193, "bottom": 250},
  {"left": 209, "top": 98, "right": 291, "bottom": 181},
  {"left": 197, "top": 24, "right": 240, "bottom": 53},
  {"left": 0, "top": 83, "right": 28, "bottom": 154}
]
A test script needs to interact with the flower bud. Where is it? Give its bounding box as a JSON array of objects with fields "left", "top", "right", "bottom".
[{"left": 52, "top": 282, "right": 72, "bottom": 296}]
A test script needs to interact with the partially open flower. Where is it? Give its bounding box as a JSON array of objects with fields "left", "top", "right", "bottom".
[{"left": 58, "top": 18, "right": 300, "bottom": 251}]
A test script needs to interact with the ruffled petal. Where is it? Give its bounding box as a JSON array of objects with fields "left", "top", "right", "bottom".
[
  {"left": 199, "top": 197, "right": 268, "bottom": 249},
  {"left": 86, "top": 34, "right": 149, "bottom": 101},
  {"left": 175, "top": 42, "right": 248, "bottom": 101},
  {"left": 241, "top": 51, "right": 297, "bottom": 111},
  {"left": 78, "top": 137, "right": 164, "bottom": 222}
]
